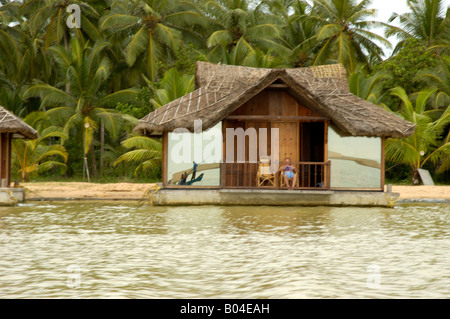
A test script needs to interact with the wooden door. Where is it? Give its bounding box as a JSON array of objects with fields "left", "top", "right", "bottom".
[{"left": 272, "top": 122, "right": 299, "bottom": 164}]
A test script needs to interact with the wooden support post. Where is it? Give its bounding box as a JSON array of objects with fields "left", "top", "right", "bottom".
[
  {"left": 0, "top": 133, "right": 3, "bottom": 187},
  {"left": 220, "top": 121, "right": 225, "bottom": 188},
  {"left": 381, "top": 137, "right": 385, "bottom": 191},
  {"left": 0, "top": 133, "right": 10, "bottom": 187},
  {"left": 162, "top": 132, "right": 168, "bottom": 187},
  {"left": 326, "top": 160, "right": 331, "bottom": 189},
  {"left": 323, "top": 121, "right": 329, "bottom": 188},
  {"left": 6, "top": 133, "right": 11, "bottom": 188}
]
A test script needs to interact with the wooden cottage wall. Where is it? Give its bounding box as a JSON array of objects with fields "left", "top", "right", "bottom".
[{"left": 223, "top": 88, "right": 328, "bottom": 188}]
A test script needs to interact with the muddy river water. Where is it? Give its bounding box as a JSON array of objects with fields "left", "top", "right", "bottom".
[{"left": 0, "top": 202, "right": 448, "bottom": 298}]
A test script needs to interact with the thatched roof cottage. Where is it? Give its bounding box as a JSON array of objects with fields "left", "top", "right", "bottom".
[{"left": 135, "top": 62, "right": 414, "bottom": 206}]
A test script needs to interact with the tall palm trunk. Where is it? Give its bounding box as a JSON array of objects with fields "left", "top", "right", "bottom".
[
  {"left": 90, "top": 141, "right": 98, "bottom": 178},
  {"left": 411, "top": 169, "right": 420, "bottom": 185},
  {"left": 64, "top": 30, "right": 71, "bottom": 94}
]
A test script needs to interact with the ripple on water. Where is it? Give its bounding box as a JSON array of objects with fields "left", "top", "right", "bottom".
[{"left": 0, "top": 203, "right": 449, "bottom": 298}]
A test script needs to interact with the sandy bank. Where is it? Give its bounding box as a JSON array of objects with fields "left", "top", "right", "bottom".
[
  {"left": 21, "top": 182, "right": 157, "bottom": 200},
  {"left": 18, "top": 182, "right": 450, "bottom": 201},
  {"left": 390, "top": 185, "right": 450, "bottom": 200}
]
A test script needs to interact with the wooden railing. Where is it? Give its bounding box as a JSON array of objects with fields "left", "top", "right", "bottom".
[{"left": 222, "top": 161, "right": 331, "bottom": 189}]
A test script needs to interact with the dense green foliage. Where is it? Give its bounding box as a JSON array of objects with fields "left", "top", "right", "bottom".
[
  {"left": 372, "top": 38, "right": 440, "bottom": 110},
  {"left": 1, "top": 0, "right": 449, "bottom": 184}
]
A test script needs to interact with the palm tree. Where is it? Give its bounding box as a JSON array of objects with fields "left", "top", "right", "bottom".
[
  {"left": 0, "top": 86, "right": 28, "bottom": 117},
  {"left": 385, "top": 87, "right": 450, "bottom": 184},
  {"left": 204, "top": 0, "right": 289, "bottom": 65},
  {"left": 114, "top": 67, "right": 195, "bottom": 176},
  {"left": 11, "top": 112, "right": 68, "bottom": 181},
  {"left": 0, "top": 4, "right": 56, "bottom": 116},
  {"left": 309, "top": 0, "right": 391, "bottom": 72},
  {"left": 0, "top": 28, "right": 29, "bottom": 115},
  {"left": 385, "top": 0, "right": 450, "bottom": 52},
  {"left": 240, "top": 47, "right": 293, "bottom": 68},
  {"left": 24, "top": 37, "right": 139, "bottom": 178},
  {"left": 415, "top": 55, "right": 450, "bottom": 106},
  {"left": 263, "top": 0, "right": 319, "bottom": 67},
  {"left": 150, "top": 68, "right": 195, "bottom": 108},
  {"left": 348, "top": 64, "right": 388, "bottom": 105},
  {"left": 99, "top": 0, "right": 205, "bottom": 82},
  {"left": 114, "top": 135, "right": 161, "bottom": 176},
  {"left": 435, "top": 130, "right": 450, "bottom": 175},
  {"left": 19, "top": 0, "right": 102, "bottom": 50}
]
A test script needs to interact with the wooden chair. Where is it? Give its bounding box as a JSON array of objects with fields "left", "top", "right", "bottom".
[
  {"left": 256, "top": 156, "right": 275, "bottom": 187},
  {"left": 279, "top": 167, "right": 299, "bottom": 188}
]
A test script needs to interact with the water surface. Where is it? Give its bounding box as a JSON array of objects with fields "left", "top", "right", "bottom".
[{"left": 0, "top": 202, "right": 449, "bottom": 298}]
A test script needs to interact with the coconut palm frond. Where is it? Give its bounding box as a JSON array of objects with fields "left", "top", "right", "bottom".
[{"left": 121, "top": 135, "right": 162, "bottom": 150}]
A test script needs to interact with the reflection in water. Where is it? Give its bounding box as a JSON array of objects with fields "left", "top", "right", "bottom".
[{"left": 0, "top": 203, "right": 449, "bottom": 298}]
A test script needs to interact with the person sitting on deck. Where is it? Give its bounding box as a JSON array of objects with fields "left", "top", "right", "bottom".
[{"left": 279, "top": 157, "right": 297, "bottom": 189}]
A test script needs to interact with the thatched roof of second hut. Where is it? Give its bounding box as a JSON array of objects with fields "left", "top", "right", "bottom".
[
  {"left": 0, "top": 106, "right": 38, "bottom": 139},
  {"left": 135, "top": 62, "right": 415, "bottom": 138}
]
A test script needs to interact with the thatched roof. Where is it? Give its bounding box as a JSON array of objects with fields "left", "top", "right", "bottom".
[
  {"left": 135, "top": 62, "right": 415, "bottom": 138},
  {"left": 0, "top": 106, "right": 38, "bottom": 139}
]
